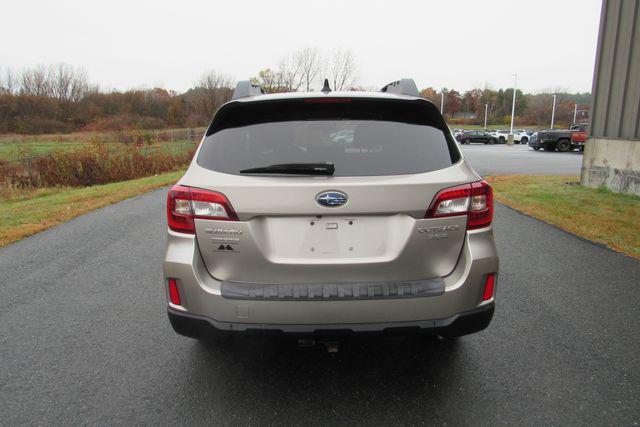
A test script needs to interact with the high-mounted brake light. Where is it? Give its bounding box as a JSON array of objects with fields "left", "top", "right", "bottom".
[
  {"left": 303, "top": 98, "right": 352, "bottom": 103},
  {"left": 167, "top": 185, "right": 238, "bottom": 234},
  {"left": 425, "top": 180, "right": 493, "bottom": 230}
]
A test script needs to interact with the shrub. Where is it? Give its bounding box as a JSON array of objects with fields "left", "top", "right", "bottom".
[{"left": 0, "top": 143, "right": 194, "bottom": 189}]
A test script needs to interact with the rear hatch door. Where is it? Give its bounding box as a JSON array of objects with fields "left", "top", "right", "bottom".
[{"left": 185, "top": 95, "right": 478, "bottom": 284}]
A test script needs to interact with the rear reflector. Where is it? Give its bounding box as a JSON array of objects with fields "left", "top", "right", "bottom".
[
  {"left": 425, "top": 180, "right": 493, "bottom": 230},
  {"left": 482, "top": 274, "right": 496, "bottom": 301},
  {"left": 168, "top": 278, "right": 181, "bottom": 305},
  {"left": 167, "top": 185, "right": 238, "bottom": 234}
]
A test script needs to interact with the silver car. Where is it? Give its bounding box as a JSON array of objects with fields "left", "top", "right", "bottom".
[{"left": 163, "top": 78, "right": 499, "bottom": 339}]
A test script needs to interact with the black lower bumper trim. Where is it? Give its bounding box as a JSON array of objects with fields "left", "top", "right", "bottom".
[
  {"left": 167, "top": 303, "right": 494, "bottom": 338},
  {"left": 221, "top": 278, "right": 445, "bottom": 301}
]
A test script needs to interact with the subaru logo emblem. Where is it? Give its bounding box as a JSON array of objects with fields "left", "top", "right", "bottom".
[{"left": 316, "top": 191, "right": 348, "bottom": 207}]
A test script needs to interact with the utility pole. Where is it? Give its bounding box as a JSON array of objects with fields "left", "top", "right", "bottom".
[
  {"left": 484, "top": 103, "right": 488, "bottom": 130},
  {"left": 573, "top": 103, "right": 578, "bottom": 124},
  {"left": 508, "top": 74, "right": 517, "bottom": 145},
  {"left": 440, "top": 91, "right": 445, "bottom": 115},
  {"left": 551, "top": 94, "right": 557, "bottom": 129}
]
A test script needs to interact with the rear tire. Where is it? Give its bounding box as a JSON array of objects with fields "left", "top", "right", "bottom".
[
  {"left": 499, "top": 136, "right": 505, "bottom": 143},
  {"left": 557, "top": 139, "right": 571, "bottom": 152},
  {"left": 521, "top": 136, "right": 529, "bottom": 143}
]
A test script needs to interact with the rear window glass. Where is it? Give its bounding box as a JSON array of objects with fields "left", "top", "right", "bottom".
[{"left": 197, "top": 98, "right": 459, "bottom": 177}]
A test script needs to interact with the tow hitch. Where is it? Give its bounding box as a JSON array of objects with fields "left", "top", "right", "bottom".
[{"left": 298, "top": 338, "right": 340, "bottom": 353}]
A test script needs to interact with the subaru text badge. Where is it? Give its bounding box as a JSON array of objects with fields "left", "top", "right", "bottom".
[{"left": 316, "top": 191, "right": 348, "bottom": 207}]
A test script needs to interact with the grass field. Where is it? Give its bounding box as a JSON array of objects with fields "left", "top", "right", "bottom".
[
  {"left": 0, "top": 139, "right": 196, "bottom": 161},
  {"left": 0, "top": 170, "right": 184, "bottom": 247},
  {"left": 0, "top": 128, "right": 205, "bottom": 161},
  {"left": 0, "top": 141, "right": 83, "bottom": 160},
  {"left": 0, "top": 127, "right": 205, "bottom": 144},
  {"left": 487, "top": 175, "right": 640, "bottom": 259}
]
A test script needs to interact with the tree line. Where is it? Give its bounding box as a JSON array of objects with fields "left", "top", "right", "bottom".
[
  {"left": 0, "top": 52, "right": 589, "bottom": 134},
  {"left": 420, "top": 87, "right": 590, "bottom": 127}
]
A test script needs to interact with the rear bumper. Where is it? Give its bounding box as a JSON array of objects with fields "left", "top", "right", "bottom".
[
  {"left": 163, "top": 227, "right": 499, "bottom": 333},
  {"left": 168, "top": 302, "right": 494, "bottom": 336},
  {"left": 528, "top": 140, "right": 543, "bottom": 148}
]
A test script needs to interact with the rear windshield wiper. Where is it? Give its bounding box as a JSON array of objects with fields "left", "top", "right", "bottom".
[{"left": 239, "top": 163, "right": 335, "bottom": 175}]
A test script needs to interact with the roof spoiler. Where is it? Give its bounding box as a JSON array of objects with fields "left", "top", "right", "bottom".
[
  {"left": 380, "top": 78, "right": 420, "bottom": 97},
  {"left": 232, "top": 80, "right": 265, "bottom": 100}
]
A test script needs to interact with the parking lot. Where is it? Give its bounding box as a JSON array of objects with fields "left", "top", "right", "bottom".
[{"left": 459, "top": 143, "right": 583, "bottom": 175}]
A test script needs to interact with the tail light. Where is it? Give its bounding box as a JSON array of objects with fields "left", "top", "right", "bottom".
[
  {"left": 425, "top": 180, "right": 493, "bottom": 230},
  {"left": 167, "top": 185, "right": 238, "bottom": 234}
]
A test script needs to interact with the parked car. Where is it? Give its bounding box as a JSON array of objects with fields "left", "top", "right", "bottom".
[
  {"left": 452, "top": 128, "right": 464, "bottom": 139},
  {"left": 528, "top": 132, "right": 541, "bottom": 150},
  {"left": 457, "top": 130, "right": 498, "bottom": 144},
  {"left": 491, "top": 129, "right": 528, "bottom": 144},
  {"left": 569, "top": 124, "right": 588, "bottom": 149},
  {"left": 514, "top": 129, "right": 531, "bottom": 144},
  {"left": 164, "top": 78, "right": 498, "bottom": 341},
  {"left": 490, "top": 129, "right": 508, "bottom": 143},
  {"left": 529, "top": 125, "right": 587, "bottom": 152}
]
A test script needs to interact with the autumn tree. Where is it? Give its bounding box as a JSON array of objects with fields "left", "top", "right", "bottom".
[
  {"left": 420, "top": 87, "right": 438, "bottom": 104},
  {"left": 441, "top": 89, "right": 462, "bottom": 117}
]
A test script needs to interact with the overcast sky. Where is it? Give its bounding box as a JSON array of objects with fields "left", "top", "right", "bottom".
[{"left": 1, "top": 0, "right": 602, "bottom": 94}]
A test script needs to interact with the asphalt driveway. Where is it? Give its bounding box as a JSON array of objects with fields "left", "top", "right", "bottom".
[{"left": 1, "top": 184, "right": 638, "bottom": 424}]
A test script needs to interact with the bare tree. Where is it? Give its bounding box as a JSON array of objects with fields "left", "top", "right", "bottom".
[
  {"left": 50, "top": 63, "right": 88, "bottom": 101},
  {"left": 294, "top": 47, "right": 322, "bottom": 91},
  {"left": 20, "top": 65, "right": 53, "bottom": 96},
  {"left": 0, "top": 66, "right": 6, "bottom": 94},
  {"left": 278, "top": 56, "right": 303, "bottom": 92},
  {"left": 194, "top": 70, "right": 235, "bottom": 119},
  {"left": 4, "top": 67, "right": 15, "bottom": 94},
  {"left": 328, "top": 48, "right": 357, "bottom": 91}
]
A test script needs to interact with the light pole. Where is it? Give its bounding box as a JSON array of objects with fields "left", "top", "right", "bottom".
[
  {"left": 484, "top": 103, "right": 488, "bottom": 130},
  {"left": 551, "top": 94, "right": 557, "bottom": 129},
  {"left": 573, "top": 103, "right": 578, "bottom": 124},
  {"left": 440, "top": 91, "right": 445, "bottom": 115},
  {"left": 508, "top": 74, "right": 517, "bottom": 145}
]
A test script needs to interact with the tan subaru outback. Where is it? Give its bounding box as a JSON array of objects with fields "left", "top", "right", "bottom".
[{"left": 163, "top": 78, "right": 498, "bottom": 339}]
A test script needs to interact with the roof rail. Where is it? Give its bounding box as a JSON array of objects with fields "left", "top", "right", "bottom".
[
  {"left": 380, "top": 78, "right": 420, "bottom": 97},
  {"left": 232, "top": 80, "right": 264, "bottom": 100}
]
